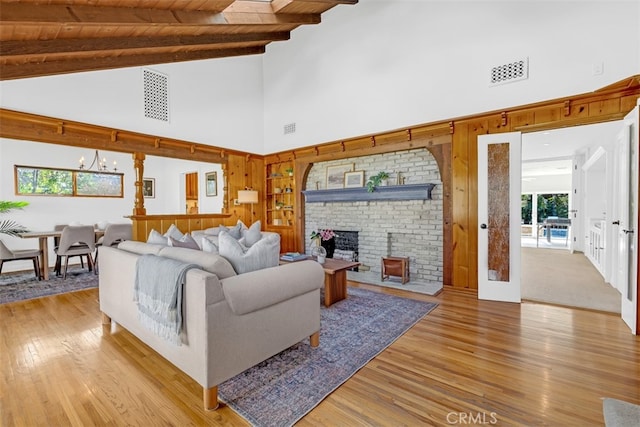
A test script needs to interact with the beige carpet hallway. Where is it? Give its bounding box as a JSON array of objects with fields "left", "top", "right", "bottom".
[{"left": 521, "top": 247, "right": 621, "bottom": 313}]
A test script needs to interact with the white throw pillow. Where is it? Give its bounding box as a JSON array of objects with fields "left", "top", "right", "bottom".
[
  {"left": 164, "top": 224, "right": 184, "bottom": 240},
  {"left": 147, "top": 229, "right": 168, "bottom": 245},
  {"left": 242, "top": 220, "right": 262, "bottom": 247},
  {"left": 203, "top": 227, "right": 220, "bottom": 236},
  {"left": 201, "top": 236, "right": 219, "bottom": 254},
  {"left": 219, "top": 223, "right": 242, "bottom": 239},
  {"left": 218, "top": 230, "right": 280, "bottom": 274}
]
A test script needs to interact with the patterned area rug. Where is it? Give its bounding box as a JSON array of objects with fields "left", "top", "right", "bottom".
[
  {"left": 0, "top": 268, "right": 98, "bottom": 304},
  {"left": 219, "top": 287, "right": 438, "bottom": 427}
]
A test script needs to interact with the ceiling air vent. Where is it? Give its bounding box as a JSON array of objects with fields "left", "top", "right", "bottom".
[
  {"left": 490, "top": 57, "right": 529, "bottom": 86},
  {"left": 143, "top": 69, "right": 169, "bottom": 122},
  {"left": 284, "top": 123, "right": 296, "bottom": 135}
]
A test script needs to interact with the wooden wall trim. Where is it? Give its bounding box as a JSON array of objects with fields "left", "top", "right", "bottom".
[{"left": 0, "top": 108, "right": 261, "bottom": 164}]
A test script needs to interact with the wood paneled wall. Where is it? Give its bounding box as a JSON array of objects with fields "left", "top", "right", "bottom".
[
  {"left": 266, "top": 75, "right": 640, "bottom": 290},
  {"left": 2, "top": 75, "right": 639, "bottom": 291}
]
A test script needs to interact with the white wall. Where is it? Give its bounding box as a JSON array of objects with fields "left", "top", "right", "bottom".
[
  {"left": 263, "top": 1, "right": 640, "bottom": 152},
  {"left": 0, "top": 56, "right": 265, "bottom": 154},
  {"left": 521, "top": 175, "right": 571, "bottom": 194}
]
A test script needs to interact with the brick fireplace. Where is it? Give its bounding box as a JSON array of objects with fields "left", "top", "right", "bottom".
[{"left": 304, "top": 148, "right": 443, "bottom": 285}]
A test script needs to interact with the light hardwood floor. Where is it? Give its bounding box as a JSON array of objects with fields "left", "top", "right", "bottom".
[{"left": 1, "top": 283, "right": 638, "bottom": 426}]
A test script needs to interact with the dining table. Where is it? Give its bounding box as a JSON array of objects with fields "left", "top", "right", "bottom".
[{"left": 19, "top": 229, "right": 104, "bottom": 280}]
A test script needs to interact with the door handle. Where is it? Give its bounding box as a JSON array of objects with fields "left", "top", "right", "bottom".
[
  {"left": 480, "top": 223, "right": 488, "bottom": 229},
  {"left": 623, "top": 229, "right": 634, "bottom": 234},
  {"left": 612, "top": 220, "right": 620, "bottom": 225}
]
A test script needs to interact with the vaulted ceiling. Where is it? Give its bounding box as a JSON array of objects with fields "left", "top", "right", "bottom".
[{"left": 0, "top": 0, "right": 357, "bottom": 81}]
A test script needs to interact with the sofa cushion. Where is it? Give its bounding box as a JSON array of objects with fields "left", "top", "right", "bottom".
[
  {"left": 164, "top": 224, "right": 184, "bottom": 240},
  {"left": 219, "top": 223, "right": 242, "bottom": 240},
  {"left": 218, "top": 230, "right": 280, "bottom": 274},
  {"left": 158, "top": 246, "right": 236, "bottom": 279},
  {"left": 147, "top": 229, "right": 168, "bottom": 245},
  {"left": 201, "top": 237, "right": 219, "bottom": 254},
  {"left": 203, "top": 227, "right": 220, "bottom": 236},
  {"left": 118, "top": 240, "right": 164, "bottom": 255},
  {"left": 221, "top": 261, "right": 323, "bottom": 315},
  {"left": 169, "top": 234, "right": 200, "bottom": 250},
  {"left": 242, "top": 220, "right": 262, "bottom": 247}
]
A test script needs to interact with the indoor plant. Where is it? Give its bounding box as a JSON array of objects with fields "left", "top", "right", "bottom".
[
  {"left": 0, "top": 200, "right": 29, "bottom": 236},
  {"left": 366, "top": 171, "right": 390, "bottom": 192}
]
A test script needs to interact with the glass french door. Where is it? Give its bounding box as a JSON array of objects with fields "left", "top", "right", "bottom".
[{"left": 478, "top": 132, "right": 522, "bottom": 302}]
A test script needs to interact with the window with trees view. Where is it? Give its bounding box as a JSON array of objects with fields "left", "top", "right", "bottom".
[
  {"left": 15, "top": 165, "right": 124, "bottom": 197},
  {"left": 521, "top": 193, "right": 569, "bottom": 224}
]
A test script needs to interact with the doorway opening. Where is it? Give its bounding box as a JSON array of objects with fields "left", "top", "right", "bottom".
[{"left": 520, "top": 122, "right": 623, "bottom": 312}]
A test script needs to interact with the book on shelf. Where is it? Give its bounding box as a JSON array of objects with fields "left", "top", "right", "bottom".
[{"left": 280, "top": 252, "right": 308, "bottom": 262}]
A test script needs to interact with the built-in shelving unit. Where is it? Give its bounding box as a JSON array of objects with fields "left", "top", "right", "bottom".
[
  {"left": 265, "top": 163, "right": 295, "bottom": 227},
  {"left": 302, "top": 183, "right": 436, "bottom": 203}
]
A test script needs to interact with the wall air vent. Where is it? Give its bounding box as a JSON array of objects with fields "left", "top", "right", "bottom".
[
  {"left": 143, "top": 69, "right": 169, "bottom": 122},
  {"left": 284, "top": 123, "right": 296, "bottom": 135},
  {"left": 490, "top": 57, "right": 529, "bottom": 86}
]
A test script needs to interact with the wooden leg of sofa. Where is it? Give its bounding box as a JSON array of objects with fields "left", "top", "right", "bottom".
[
  {"left": 204, "top": 386, "right": 219, "bottom": 410},
  {"left": 310, "top": 331, "right": 320, "bottom": 347},
  {"left": 101, "top": 312, "right": 111, "bottom": 325}
]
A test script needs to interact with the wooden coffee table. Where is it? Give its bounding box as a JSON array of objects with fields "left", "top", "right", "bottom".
[{"left": 321, "top": 258, "right": 360, "bottom": 307}]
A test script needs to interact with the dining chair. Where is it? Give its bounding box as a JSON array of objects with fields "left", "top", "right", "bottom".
[
  {"left": 94, "top": 223, "right": 132, "bottom": 270},
  {"left": 54, "top": 224, "right": 91, "bottom": 275},
  {"left": 0, "top": 240, "right": 42, "bottom": 280},
  {"left": 54, "top": 225, "right": 96, "bottom": 279}
]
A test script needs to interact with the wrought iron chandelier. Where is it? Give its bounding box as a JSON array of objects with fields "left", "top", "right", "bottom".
[{"left": 78, "top": 149, "right": 117, "bottom": 172}]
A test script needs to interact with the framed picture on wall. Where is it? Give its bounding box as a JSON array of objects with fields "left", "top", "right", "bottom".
[
  {"left": 344, "top": 170, "right": 365, "bottom": 188},
  {"left": 143, "top": 178, "right": 155, "bottom": 198},
  {"left": 205, "top": 171, "right": 217, "bottom": 196},
  {"left": 326, "top": 163, "right": 354, "bottom": 189}
]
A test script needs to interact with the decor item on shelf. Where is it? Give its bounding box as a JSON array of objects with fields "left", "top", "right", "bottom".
[
  {"left": 0, "top": 201, "right": 29, "bottom": 236},
  {"left": 344, "top": 171, "right": 365, "bottom": 188},
  {"left": 326, "top": 163, "right": 354, "bottom": 189},
  {"left": 78, "top": 149, "right": 117, "bottom": 171},
  {"left": 274, "top": 187, "right": 282, "bottom": 194},
  {"left": 238, "top": 189, "right": 258, "bottom": 223},
  {"left": 285, "top": 186, "right": 293, "bottom": 193},
  {"left": 275, "top": 202, "right": 284, "bottom": 210},
  {"left": 310, "top": 244, "right": 327, "bottom": 264},
  {"left": 366, "top": 171, "right": 390, "bottom": 192},
  {"left": 285, "top": 167, "right": 294, "bottom": 177},
  {"left": 310, "top": 229, "right": 336, "bottom": 258}
]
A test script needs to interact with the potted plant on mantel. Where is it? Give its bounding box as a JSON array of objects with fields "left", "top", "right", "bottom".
[
  {"left": 366, "top": 171, "right": 390, "bottom": 192},
  {"left": 0, "top": 201, "right": 29, "bottom": 236}
]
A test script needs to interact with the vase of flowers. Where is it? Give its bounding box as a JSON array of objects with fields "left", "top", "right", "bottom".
[{"left": 310, "top": 229, "right": 336, "bottom": 258}]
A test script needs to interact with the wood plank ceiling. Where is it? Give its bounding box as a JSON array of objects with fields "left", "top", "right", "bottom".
[{"left": 0, "top": 0, "right": 357, "bottom": 80}]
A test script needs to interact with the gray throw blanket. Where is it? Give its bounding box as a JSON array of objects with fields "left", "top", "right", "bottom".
[{"left": 134, "top": 254, "right": 199, "bottom": 345}]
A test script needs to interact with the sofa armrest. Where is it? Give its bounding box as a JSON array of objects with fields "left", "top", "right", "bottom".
[{"left": 220, "top": 260, "right": 324, "bottom": 315}]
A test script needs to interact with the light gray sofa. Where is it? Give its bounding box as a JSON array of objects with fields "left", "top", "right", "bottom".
[{"left": 98, "top": 241, "right": 324, "bottom": 410}]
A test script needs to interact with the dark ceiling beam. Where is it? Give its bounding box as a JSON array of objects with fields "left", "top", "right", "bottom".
[
  {"left": 0, "top": 32, "right": 291, "bottom": 56},
  {"left": 0, "top": 3, "right": 321, "bottom": 25},
  {"left": 0, "top": 46, "right": 266, "bottom": 80}
]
